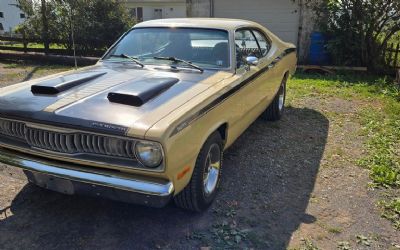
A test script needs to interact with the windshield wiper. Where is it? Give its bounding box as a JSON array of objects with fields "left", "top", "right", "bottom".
[
  {"left": 153, "top": 56, "right": 204, "bottom": 73},
  {"left": 109, "top": 54, "right": 144, "bottom": 68}
]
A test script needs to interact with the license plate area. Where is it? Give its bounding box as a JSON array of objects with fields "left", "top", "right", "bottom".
[{"left": 24, "top": 171, "right": 75, "bottom": 195}]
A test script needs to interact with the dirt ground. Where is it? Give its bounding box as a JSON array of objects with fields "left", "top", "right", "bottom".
[
  {"left": 0, "top": 62, "right": 398, "bottom": 249},
  {"left": 0, "top": 61, "right": 71, "bottom": 87}
]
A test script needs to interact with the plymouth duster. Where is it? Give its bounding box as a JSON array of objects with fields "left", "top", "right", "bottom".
[{"left": 0, "top": 18, "right": 297, "bottom": 211}]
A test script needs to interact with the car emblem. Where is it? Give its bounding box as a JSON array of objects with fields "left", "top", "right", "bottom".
[{"left": 91, "top": 122, "right": 127, "bottom": 133}]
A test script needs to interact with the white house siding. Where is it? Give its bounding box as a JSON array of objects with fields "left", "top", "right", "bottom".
[
  {"left": 187, "top": 0, "right": 211, "bottom": 18},
  {"left": 0, "top": 0, "right": 26, "bottom": 34},
  {"left": 143, "top": 3, "right": 186, "bottom": 20},
  {"left": 124, "top": 1, "right": 187, "bottom": 21},
  {"left": 213, "top": 0, "right": 300, "bottom": 45}
]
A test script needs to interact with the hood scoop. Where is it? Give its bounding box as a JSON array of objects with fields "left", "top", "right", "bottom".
[
  {"left": 107, "top": 77, "right": 179, "bottom": 107},
  {"left": 31, "top": 72, "right": 107, "bottom": 95}
]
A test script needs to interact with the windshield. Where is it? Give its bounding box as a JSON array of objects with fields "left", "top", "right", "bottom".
[{"left": 104, "top": 28, "right": 230, "bottom": 69}]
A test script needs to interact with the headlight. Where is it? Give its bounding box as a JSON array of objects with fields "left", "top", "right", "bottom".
[{"left": 135, "top": 141, "right": 163, "bottom": 168}]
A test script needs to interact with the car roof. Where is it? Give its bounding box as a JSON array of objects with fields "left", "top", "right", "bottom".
[{"left": 134, "top": 18, "right": 264, "bottom": 31}]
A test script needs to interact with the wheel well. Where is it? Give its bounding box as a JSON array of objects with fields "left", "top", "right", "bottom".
[
  {"left": 283, "top": 71, "right": 290, "bottom": 81},
  {"left": 216, "top": 123, "right": 228, "bottom": 143}
]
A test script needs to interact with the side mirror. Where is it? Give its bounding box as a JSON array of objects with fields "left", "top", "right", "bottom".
[{"left": 246, "top": 56, "right": 259, "bottom": 66}]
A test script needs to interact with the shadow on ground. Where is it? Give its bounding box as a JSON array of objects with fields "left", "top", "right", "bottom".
[
  {"left": 0, "top": 107, "right": 329, "bottom": 250},
  {"left": 22, "top": 67, "right": 39, "bottom": 82}
]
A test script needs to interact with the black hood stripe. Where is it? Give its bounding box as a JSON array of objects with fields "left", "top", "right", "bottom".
[{"left": 43, "top": 75, "right": 139, "bottom": 112}]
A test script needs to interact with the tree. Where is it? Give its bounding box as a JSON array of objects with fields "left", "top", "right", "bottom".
[
  {"left": 307, "top": 0, "right": 400, "bottom": 73},
  {"left": 16, "top": 0, "right": 134, "bottom": 55},
  {"left": 16, "top": 0, "right": 59, "bottom": 54},
  {"left": 40, "top": 0, "right": 50, "bottom": 53},
  {"left": 55, "top": 0, "right": 135, "bottom": 53}
]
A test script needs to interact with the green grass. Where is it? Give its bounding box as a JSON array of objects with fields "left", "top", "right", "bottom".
[
  {"left": 379, "top": 199, "right": 400, "bottom": 230},
  {"left": 288, "top": 73, "right": 400, "bottom": 102},
  {"left": 289, "top": 72, "right": 400, "bottom": 230},
  {"left": 358, "top": 111, "right": 400, "bottom": 188}
]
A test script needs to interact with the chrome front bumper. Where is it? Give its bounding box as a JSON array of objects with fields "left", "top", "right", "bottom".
[{"left": 0, "top": 147, "right": 174, "bottom": 207}]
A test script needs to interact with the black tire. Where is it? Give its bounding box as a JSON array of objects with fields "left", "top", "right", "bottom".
[
  {"left": 263, "top": 74, "right": 288, "bottom": 121},
  {"left": 174, "top": 132, "right": 223, "bottom": 212}
]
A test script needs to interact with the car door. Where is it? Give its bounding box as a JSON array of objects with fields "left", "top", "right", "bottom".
[
  {"left": 250, "top": 29, "right": 282, "bottom": 105},
  {"left": 225, "top": 28, "right": 277, "bottom": 143}
]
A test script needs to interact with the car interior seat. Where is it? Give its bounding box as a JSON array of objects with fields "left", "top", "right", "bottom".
[
  {"left": 212, "top": 42, "right": 229, "bottom": 68},
  {"left": 161, "top": 33, "right": 193, "bottom": 60}
]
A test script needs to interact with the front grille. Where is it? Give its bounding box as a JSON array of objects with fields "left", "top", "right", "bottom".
[
  {"left": 0, "top": 118, "right": 136, "bottom": 159},
  {"left": 26, "top": 127, "right": 77, "bottom": 154},
  {"left": 0, "top": 119, "right": 26, "bottom": 139}
]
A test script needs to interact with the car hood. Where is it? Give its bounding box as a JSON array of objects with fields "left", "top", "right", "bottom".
[{"left": 0, "top": 62, "right": 232, "bottom": 138}]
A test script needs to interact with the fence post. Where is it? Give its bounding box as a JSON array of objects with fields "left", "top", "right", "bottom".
[
  {"left": 382, "top": 42, "right": 388, "bottom": 67},
  {"left": 389, "top": 43, "right": 394, "bottom": 66},
  {"left": 22, "top": 32, "right": 28, "bottom": 53},
  {"left": 394, "top": 43, "right": 400, "bottom": 69}
]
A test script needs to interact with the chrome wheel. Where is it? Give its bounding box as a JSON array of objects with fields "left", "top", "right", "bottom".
[
  {"left": 278, "top": 82, "right": 285, "bottom": 112},
  {"left": 203, "top": 143, "right": 221, "bottom": 197}
]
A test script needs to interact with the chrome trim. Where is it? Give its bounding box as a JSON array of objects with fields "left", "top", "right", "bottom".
[
  {"left": 203, "top": 143, "right": 221, "bottom": 197},
  {"left": 278, "top": 83, "right": 285, "bottom": 112},
  {"left": 0, "top": 147, "right": 174, "bottom": 197}
]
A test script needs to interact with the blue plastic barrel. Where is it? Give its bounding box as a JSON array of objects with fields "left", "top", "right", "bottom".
[{"left": 309, "top": 32, "right": 330, "bottom": 65}]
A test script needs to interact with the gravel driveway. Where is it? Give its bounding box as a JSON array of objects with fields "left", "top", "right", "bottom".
[{"left": 0, "top": 62, "right": 398, "bottom": 249}]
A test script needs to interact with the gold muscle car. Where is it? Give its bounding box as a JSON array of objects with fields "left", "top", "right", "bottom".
[{"left": 0, "top": 18, "right": 297, "bottom": 211}]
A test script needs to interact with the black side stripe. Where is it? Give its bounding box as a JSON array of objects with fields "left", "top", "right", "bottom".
[{"left": 170, "top": 48, "right": 296, "bottom": 137}]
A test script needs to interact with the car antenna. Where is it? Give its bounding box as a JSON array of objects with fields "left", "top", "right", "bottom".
[{"left": 69, "top": 4, "right": 77, "bottom": 70}]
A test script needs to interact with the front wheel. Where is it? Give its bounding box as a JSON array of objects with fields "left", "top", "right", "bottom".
[
  {"left": 174, "top": 132, "right": 223, "bottom": 212},
  {"left": 263, "top": 75, "right": 287, "bottom": 121}
]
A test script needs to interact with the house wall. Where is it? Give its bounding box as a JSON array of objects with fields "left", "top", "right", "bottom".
[
  {"left": 124, "top": 1, "right": 187, "bottom": 21},
  {"left": 0, "top": 0, "right": 26, "bottom": 35},
  {"left": 213, "top": 0, "right": 300, "bottom": 45},
  {"left": 187, "top": 0, "right": 211, "bottom": 17}
]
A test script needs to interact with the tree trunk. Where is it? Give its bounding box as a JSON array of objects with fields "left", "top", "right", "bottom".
[
  {"left": 41, "top": 0, "right": 49, "bottom": 54},
  {"left": 366, "top": 37, "right": 387, "bottom": 74}
]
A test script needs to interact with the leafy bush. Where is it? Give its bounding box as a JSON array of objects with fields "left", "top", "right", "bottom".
[{"left": 306, "top": 0, "right": 400, "bottom": 73}]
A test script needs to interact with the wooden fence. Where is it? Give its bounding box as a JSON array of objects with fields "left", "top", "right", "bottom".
[{"left": 0, "top": 36, "right": 105, "bottom": 57}]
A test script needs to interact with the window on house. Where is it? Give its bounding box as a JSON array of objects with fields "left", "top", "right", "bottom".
[
  {"left": 154, "top": 9, "right": 162, "bottom": 19},
  {"left": 0, "top": 23, "right": 4, "bottom": 31},
  {"left": 129, "top": 7, "right": 143, "bottom": 22},
  {"left": 130, "top": 8, "right": 136, "bottom": 17},
  {"left": 137, "top": 7, "right": 143, "bottom": 21},
  {"left": 0, "top": 12, "right": 4, "bottom": 18},
  {"left": 20, "top": 13, "right": 26, "bottom": 18}
]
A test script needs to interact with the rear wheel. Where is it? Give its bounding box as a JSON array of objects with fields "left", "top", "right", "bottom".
[
  {"left": 174, "top": 132, "right": 223, "bottom": 212},
  {"left": 263, "top": 75, "right": 287, "bottom": 121}
]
